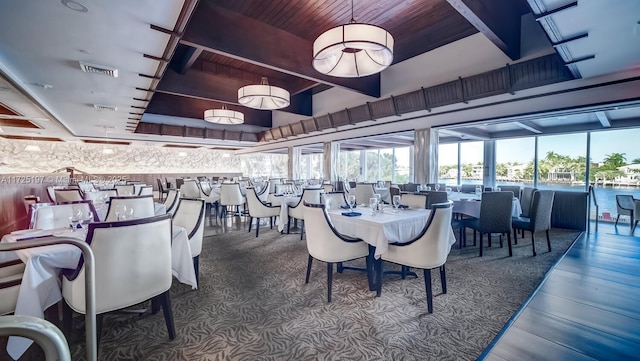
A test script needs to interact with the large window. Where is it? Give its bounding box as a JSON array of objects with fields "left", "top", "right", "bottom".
[
  {"left": 438, "top": 143, "right": 458, "bottom": 185},
  {"left": 537, "top": 133, "right": 587, "bottom": 191},
  {"left": 340, "top": 146, "right": 412, "bottom": 183},
  {"left": 300, "top": 153, "right": 323, "bottom": 180},
  {"left": 460, "top": 141, "right": 484, "bottom": 184},
  {"left": 339, "top": 150, "right": 360, "bottom": 181},
  {"left": 241, "top": 152, "right": 288, "bottom": 178},
  {"left": 496, "top": 137, "right": 535, "bottom": 187},
  {"left": 365, "top": 150, "right": 379, "bottom": 181},
  {"left": 394, "top": 147, "right": 411, "bottom": 183}
]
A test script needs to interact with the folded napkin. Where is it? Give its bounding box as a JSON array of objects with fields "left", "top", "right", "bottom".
[
  {"left": 398, "top": 205, "right": 409, "bottom": 209},
  {"left": 340, "top": 205, "right": 356, "bottom": 209},
  {"left": 341, "top": 212, "right": 362, "bottom": 217},
  {"left": 274, "top": 194, "right": 284, "bottom": 197}
]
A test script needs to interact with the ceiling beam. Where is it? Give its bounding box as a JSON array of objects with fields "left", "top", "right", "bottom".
[
  {"left": 180, "top": 2, "right": 381, "bottom": 97},
  {"left": 439, "top": 128, "right": 491, "bottom": 140},
  {"left": 174, "top": 45, "right": 202, "bottom": 74},
  {"left": 595, "top": 111, "right": 611, "bottom": 128},
  {"left": 513, "top": 120, "right": 543, "bottom": 134},
  {"left": 447, "top": 0, "right": 522, "bottom": 60},
  {"left": 157, "top": 68, "right": 312, "bottom": 116}
]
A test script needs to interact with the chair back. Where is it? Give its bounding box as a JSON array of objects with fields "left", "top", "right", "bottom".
[
  {"left": 199, "top": 181, "right": 212, "bottom": 197},
  {"left": 355, "top": 183, "right": 375, "bottom": 205},
  {"left": 496, "top": 185, "right": 521, "bottom": 199},
  {"left": 389, "top": 186, "right": 400, "bottom": 199},
  {"left": 290, "top": 188, "right": 323, "bottom": 220},
  {"left": 46, "top": 186, "right": 58, "bottom": 203},
  {"left": 269, "top": 179, "right": 282, "bottom": 194},
  {"left": 400, "top": 193, "right": 427, "bottom": 208},
  {"left": 31, "top": 201, "right": 98, "bottom": 229},
  {"left": 402, "top": 183, "right": 419, "bottom": 192},
  {"left": 172, "top": 198, "right": 205, "bottom": 257},
  {"left": 460, "top": 184, "right": 483, "bottom": 193},
  {"left": 529, "top": 190, "right": 555, "bottom": 231},
  {"left": 321, "top": 192, "right": 347, "bottom": 210},
  {"left": 220, "top": 183, "right": 245, "bottom": 206},
  {"left": 61, "top": 214, "right": 173, "bottom": 314},
  {"left": 322, "top": 184, "right": 334, "bottom": 193},
  {"left": 83, "top": 189, "right": 117, "bottom": 203},
  {"left": 303, "top": 203, "right": 366, "bottom": 263},
  {"left": 105, "top": 195, "right": 155, "bottom": 221},
  {"left": 245, "top": 188, "right": 278, "bottom": 218},
  {"left": 156, "top": 178, "right": 165, "bottom": 193},
  {"left": 23, "top": 195, "right": 40, "bottom": 214},
  {"left": 385, "top": 201, "right": 454, "bottom": 269},
  {"left": 425, "top": 191, "right": 448, "bottom": 208},
  {"left": 114, "top": 184, "right": 135, "bottom": 196},
  {"left": 616, "top": 194, "right": 635, "bottom": 216},
  {"left": 520, "top": 187, "right": 537, "bottom": 217},
  {"left": 181, "top": 180, "right": 201, "bottom": 198},
  {"left": 164, "top": 189, "right": 180, "bottom": 214},
  {"left": 478, "top": 191, "right": 513, "bottom": 233},
  {"left": 138, "top": 186, "right": 153, "bottom": 196},
  {"left": 54, "top": 189, "right": 83, "bottom": 203},
  {"left": 175, "top": 178, "right": 184, "bottom": 189}
]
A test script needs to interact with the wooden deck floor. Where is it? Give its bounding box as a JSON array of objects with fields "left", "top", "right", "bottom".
[{"left": 479, "top": 225, "right": 640, "bottom": 360}]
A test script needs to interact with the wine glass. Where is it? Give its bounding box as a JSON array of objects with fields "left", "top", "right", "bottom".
[
  {"left": 475, "top": 185, "right": 482, "bottom": 198},
  {"left": 81, "top": 211, "right": 93, "bottom": 230},
  {"left": 369, "top": 197, "right": 378, "bottom": 215},
  {"left": 115, "top": 205, "right": 127, "bottom": 221},
  {"left": 347, "top": 195, "right": 356, "bottom": 213},
  {"left": 495, "top": 186, "right": 502, "bottom": 192},
  {"left": 446, "top": 187, "right": 452, "bottom": 197},
  {"left": 434, "top": 183, "right": 440, "bottom": 191},
  {"left": 456, "top": 184, "right": 461, "bottom": 193},
  {"left": 68, "top": 209, "right": 82, "bottom": 231},
  {"left": 374, "top": 193, "right": 381, "bottom": 205},
  {"left": 392, "top": 195, "right": 401, "bottom": 212}
]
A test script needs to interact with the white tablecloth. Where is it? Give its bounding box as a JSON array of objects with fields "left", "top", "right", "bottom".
[
  {"left": 267, "top": 194, "right": 301, "bottom": 232},
  {"left": 449, "top": 193, "right": 522, "bottom": 218},
  {"left": 1, "top": 224, "right": 196, "bottom": 359},
  {"left": 95, "top": 202, "right": 166, "bottom": 221},
  {"left": 327, "top": 207, "right": 456, "bottom": 258}
]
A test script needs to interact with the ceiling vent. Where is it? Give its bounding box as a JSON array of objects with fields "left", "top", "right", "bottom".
[
  {"left": 93, "top": 104, "right": 118, "bottom": 111},
  {"left": 79, "top": 61, "right": 118, "bottom": 78}
]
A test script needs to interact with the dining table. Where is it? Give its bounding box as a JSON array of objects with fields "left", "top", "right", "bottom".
[
  {"left": 267, "top": 194, "right": 302, "bottom": 232},
  {"left": 0, "top": 223, "right": 197, "bottom": 359},
  {"left": 448, "top": 192, "right": 522, "bottom": 218}
]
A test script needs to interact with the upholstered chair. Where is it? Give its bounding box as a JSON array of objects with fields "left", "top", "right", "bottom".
[
  {"left": 615, "top": 195, "right": 635, "bottom": 232},
  {"left": 496, "top": 185, "right": 521, "bottom": 200},
  {"left": 460, "top": 184, "right": 483, "bottom": 193},
  {"left": 83, "top": 189, "right": 117, "bottom": 203},
  {"left": 322, "top": 184, "right": 334, "bottom": 193},
  {"left": 164, "top": 189, "right": 180, "bottom": 215},
  {"left": 425, "top": 191, "right": 448, "bottom": 208},
  {"left": 61, "top": 214, "right": 175, "bottom": 347},
  {"left": 245, "top": 187, "right": 280, "bottom": 237},
  {"left": 302, "top": 203, "right": 371, "bottom": 303},
  {"left": 0, "top": 256, "right": 25, "bottom": 315},
  {"left": 465, "top": 191, "right": 514, "bottom": 257},
  {"left": 172, "top": 198, "right": 205, "bottom": 284},
  {"left": 30, "top": 201, "right": 99, "bottom": 230},
  {"left": 513, "top": 190, "right": 555, "bottom": 256},
  {"left": 288, "top": 188, "right": 322, "bottom": 238},
  {"left": 105, "top": 195, "right": 154, "bottom": 221},
  {"left": 156, "top": 178, "right": 169, "bottom": 202},
  {"left": 355, "top": 183, "right": 376, "bottom": 205},
  {"left": 138, "top": 186, "right": 153, "bottom": 196},
  {"left": 402, "top": 183, "right": 419, "bottom": 193},
  {"left": 520, "top": 187, "right": 537, "bottom": 217},
  {"left": 180, "top": 180, "right": 201, "bottom": 198},
  {"left": 400, "top": 194, "right": 428, "bottom": 209},
  {"left": 321, "top": 192, "right": 348, "bottom": 210},
  {"left": 220, "top": 183, "right": 246, "bottom": 218},
  {"left": 22, "top": 195, "right": 40, "bottom": 215},
  {"left": 114, "top": 184, "right": 136, "bottom": 197},
  {"left": 54, "top": 189, "right": 83, "bottom": 203},
  {"left": 378, "top": 201, "right": 454, "bottom": 313}
]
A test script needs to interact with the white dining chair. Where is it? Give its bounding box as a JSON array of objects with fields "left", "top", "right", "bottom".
[
  {"left": 0, "top": 257, "right": 24, "bottom": 315},
  {"left": 114, "top": 184, "right": 135, "bottom": 196},
  {"left": 287, "top": 188, "right": 322, "bottom": 238},
  {"left": 54, "top": 189, "right": 83, "bottom": 203},
  {"left": 172, "top": 198, "right": 205, "bottom": 285},
  {"left": 400, "top": 193, "right": 428, "bottom": 209},
  {"left": 220, "top": 183, "right": 246, "bottom": 218},
  {"left": 303, "top": 203, "right": 371, "bottom": 303},
  {"left": 245, "top": 187, "right": 280, "bottom": 237},
  {"left": 31, "top": 201, "right": 99, "bottom": 230},
  {"left": 164, "top": 189, "right": 180, "bottom": 215},
  {"left": 355, "top": 183, "right": 376, "bottom": 205},
  {"left": 377, "top": 201, "right": 454, "bottom": 313},
  {"left": 138, "top": 186, "right": 153, "bottom": 196},
  {"left": 61, "top": 214, "right": 175, "bottom": 347},
  {"left": 105, "top": 195, "right": 154, "bottom": 221},
  {"left": 321, "top": 192, "right": 348, "bottom": 210},
  {"left": 180, "top": 180, "right": 201, "bottom": 198}
]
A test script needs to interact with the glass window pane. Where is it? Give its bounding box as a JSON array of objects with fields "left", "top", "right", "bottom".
[
  {"left": 496, "top": 137, "right": 535, "bottom": 187},
  {"left": 379, "top": 149, "right": 394, "bottom": 181},
  {"left": 241, "top": 152, "right": 288, "bottom": 178},
  {"left": 438, "top": 143, "right": 458, "bottom": 185},
  {"left": 460, "top": 141, "right": 484, "bottom": 185},
  {"left": 366, "top": 150, "right": 379, "bottom": 182},
  {"left": 339, "top": 150, "right": 360, "bottom": 182},
  {"left": 537, "top": 133, "right": 587, "bottom": 191},
  {"left": 394, "top": 147, "right": 411, "bottom": 184},
  {"left": 589, "top": 128, "right": 640, "bottom": 222}
]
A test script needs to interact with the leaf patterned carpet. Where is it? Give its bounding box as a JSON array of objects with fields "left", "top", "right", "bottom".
[{"left": 8, "top": 223, "right": 580, "bottom": 361}]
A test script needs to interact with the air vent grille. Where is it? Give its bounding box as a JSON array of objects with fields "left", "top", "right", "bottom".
[
  {"left": 79, "top": 61, "right": 119, "bottom": 78},
  {"left": 93, "top": 104, "right": 118, "bottom": 111}
]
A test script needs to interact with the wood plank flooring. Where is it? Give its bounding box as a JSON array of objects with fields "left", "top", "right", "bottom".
[{"left": 479, "top": 227, "right": 640, "bottom": 361}]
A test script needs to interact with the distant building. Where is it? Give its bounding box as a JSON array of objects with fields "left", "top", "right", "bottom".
[
  {"left": 506, "top": 164, "right": 528, "bottom": 180},
  {"left": 614, "top": 164, "right": 640, "bottom": 184},
  {"left": 548, "top": 166, "right": 576, "bottom": 182}
]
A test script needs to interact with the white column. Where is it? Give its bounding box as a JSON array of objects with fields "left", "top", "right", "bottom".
[
  {"left": 483, "top": 140, "right": 496, "bottom": 189},
  {"left": 414, "top": 128, "right": 439, "bottom": 184},
  {"left": 288, "top": 147, "right": 302, "bottom": 180},
  {"left": 323, "top": 142, "right": 340, "bottom": 183}
]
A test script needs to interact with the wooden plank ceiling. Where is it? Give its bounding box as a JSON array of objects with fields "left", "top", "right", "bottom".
[{"left": 142, "top": 0, "right": 531, "bottom": 142}]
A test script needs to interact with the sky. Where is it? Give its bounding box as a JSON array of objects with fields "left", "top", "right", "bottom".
[{"left": 438, "top": 128, "right": 640, "bottom": 165}]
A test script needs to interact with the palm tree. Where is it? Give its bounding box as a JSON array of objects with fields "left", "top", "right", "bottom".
[{"left": 602, "top": 152, "right": 626, "bottom": 169}]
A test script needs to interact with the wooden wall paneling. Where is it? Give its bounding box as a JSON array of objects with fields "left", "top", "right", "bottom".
[
  {"left": 394, "top": 89, "right": 427, "bottom": 114},
  {"left": 314, "top": 115, "right": 332, "bottom": 130},
  {"left": 290, "top": 122, "right": 304, "bottom": 136},
  {"left": 330, "top": 110, "right": 351, "bottom": 127},
  {"left": 347, "top": 104, "right": 372, "bottom": 123},
  {"left": 463, "top": 68, "right": 508, "bottom": 100},
  {"left": 301, "top": 118, "right": 317, "bottom": 132},
  {"left": 369, "top": 98, "right": 396, "bottom": 119}
]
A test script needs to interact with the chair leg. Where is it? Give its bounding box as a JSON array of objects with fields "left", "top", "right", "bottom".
[
  {"left": 376, "top": 259, "right": 383, "bottom": 297},
  {"left": 159, "top": 290, "right": 176, "bottom": 339},
  {"left": 62, "top": 301, "right": 73, "bottom": 334},
  {"left": 615, "top": 215, "right": 620, "bottom": 226},
  {"left": 305, "top": 255, "right": 313, "bottom": 283},
  {"left": 287, "top": 216, "right": 291, "bottom": 234},
  {"left": 479, "top": 233, "right": 484, "bottom": 257},
  {"left": 531, "top": 231, "right": 537, "bottom": 256},
  {"left": 270, "top": 216, "right": 273, "bottom": 229},
  {"left": 255, "top": 218, "right": 260, "bottom": 237},
  {"left": 488, "top": 233, "right": 491, "bottom": 248},
  {"left": 248, "top": 217, "right": 253, "bottom": 232},
  {"left": 337, "top": 262, "right": 343, "bottom": 273},
  {"left": 151, "top": 298, "right": 160, "bottom": 314},
  {"left": 424, "top": 269, "right": 433, "bottom": 314},
  {"left": 507, "top": 231, "right": 513, "bottom": 257},
  {"left": 439, "top": 265, "right": 447, "bottom": 294},
  {"left": 96, "top": 314, "right": 104, "bottom": 351},
  {"left": 327, "top": 262, "right": 333, "bottom": 303},
  {"left": 499, "top": 234, "right": 503, "bottom": 248},
  {"left": 300, "top": 222, "right": 304, "bottom": 240},
  {"left": 193, "top": 255, "right": 200, "bottom": 286},
  {"left": 546, "top": 229, "right": 551, "bottom": 252},
  {"left": 513, "top": 227, "right": 518, "bottom": 245}
]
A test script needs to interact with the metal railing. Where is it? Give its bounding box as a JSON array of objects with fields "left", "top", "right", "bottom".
[
  {"left": 588, "top": 184, "right": 599, "bottom": 233},
  {"left": 0, "top": 316, "right": 70, "bottom": 361},
  {"left": 0, "top": 238, "right": 97, "bottom": 361}
]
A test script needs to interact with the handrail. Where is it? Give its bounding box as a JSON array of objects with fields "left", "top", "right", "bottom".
[
  {"left": 0, "top": 316, "right": 70, "bottom": 361},
  {"left": 588, "top": 184, "right": 598, "bottom": 232},
  {"left": 0, "top": 238, "right": 97, "bottom": 361}
]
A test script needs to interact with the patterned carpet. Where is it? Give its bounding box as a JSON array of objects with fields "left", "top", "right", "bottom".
[{"left": 7, "top": 222, "right": 580, "bottom": 361}]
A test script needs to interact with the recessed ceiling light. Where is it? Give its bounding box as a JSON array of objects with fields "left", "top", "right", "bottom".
[
  {"left": 61, "top": 0, "right": 88, "bottom": 12},
  {"left": 178, "top": 152, "right": 188, "bottom": 157},
  {"left": 33, "top": 83, "right": 53, "bottom": 89}
]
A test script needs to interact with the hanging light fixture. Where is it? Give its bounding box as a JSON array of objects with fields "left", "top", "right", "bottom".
[
  {"left": 204, "top": 105, "right": 245, "bottom": 125},
  {"left": 313, "top": 0, "right": 394, "bottom": 78},
  {"left": 237, "top": 77, "right": 290, "bottom": 110}
]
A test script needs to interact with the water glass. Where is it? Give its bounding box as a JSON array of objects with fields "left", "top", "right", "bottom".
[
  {"left": 434, "top": 183, "right": 440, "bottom": 191},
  {"left": 347, "top": 195, "right": 356, "bottom": 212},
  {"left": 115, "top": 205, "right": 127, "bottom": 221},
  {"left": 475, "top": 185, "right": 482, "bottom": 198},
  {"left": 369, "top": 197, "right": 378, "bottom": 215},
  {"left": 392, "top": 195, "right": 401, "bottom": 212},
  {"left": 456, "top": 184, "right": 461, "bottom": 193},
  {"left": 445, "top": 187, "right": 452, "bottom": 197}
]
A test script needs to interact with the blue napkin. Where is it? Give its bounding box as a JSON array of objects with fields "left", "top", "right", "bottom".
[
  {"left": 398, "top": 205, "right": 409, "bottom": 209},
  {"left": 341, "top": 212, "right": 362, "bottom": 217},
  {"left": 340, "top": 205, "right": 356, "bottom": 209},
  {"left": 274, "top": 194, "right": 284, "bottom": 197}
]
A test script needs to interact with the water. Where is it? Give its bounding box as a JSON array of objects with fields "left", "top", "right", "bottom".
[{"left": 440, "top": 179, "right": 640, "bottom": 220}]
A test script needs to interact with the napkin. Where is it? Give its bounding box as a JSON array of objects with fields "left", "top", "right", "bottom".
[
  {"left": 340, "top": 205, "right": 356, "bottom": 209},
  {"left": 341, "top": 212, "right": 362, "bottom": 217},
  {"left": 274, "top": 194, "right": 284, "bottom": 197},
  {"left": 398, "top": 205, "right": 409, "bottom": 209}
]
